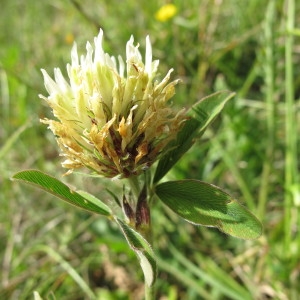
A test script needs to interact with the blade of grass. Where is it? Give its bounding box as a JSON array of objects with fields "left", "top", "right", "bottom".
[
  {"left": 284, "top": 0, "right": 298, "bottom": 258},
  {"left": 156, "top": 256, "right": 212, "bottom": 299},
  {"left": 194, "top": 252, "right": 257, "bottom": 299},
  {"left": 257, "top": 0, "right": 276, "bottom": 219},
  {"left": 169, "top": 245, "right": 253, "bottom": 300},
  {"left": 210, "top": 134, "right": 256, "bottom": 211},
  {"left": 31, "top": 245, "right": 96, "bottom": 299},
  {"left": 0, "top": 121, "right": 30, "bottom": 160},
  {"left": 0, "top": 69, "right": 10, "bottom": 122}
]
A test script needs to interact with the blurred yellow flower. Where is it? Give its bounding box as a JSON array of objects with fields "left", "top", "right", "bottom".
[
  {"left": 155, "top": 3, "right": 177, "bottom": 22},
  {"left": 40, "top": 29, "right": 185, "bottom": 178},
  {"left": 64, "top": 33, "right": 74, "bottom": 45}
]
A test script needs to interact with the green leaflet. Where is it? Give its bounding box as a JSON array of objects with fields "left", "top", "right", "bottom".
[
  {"left": 12, "top": 170, "right": 111, "bottom": 216},
  {"left": 115, "top": 218, "right": 157, "bottom": 287},
  {"left": 154, "top": 91, "right": 235, "bottom": 183},
  {"left": 153, "top": 117, "right": 201, "bottom": 183},
  {"left": 155, "top": 180, "right": 262, "bottom": 239},
  {"left": 12, "top": 170, "right": 157, "bottom": 285}
]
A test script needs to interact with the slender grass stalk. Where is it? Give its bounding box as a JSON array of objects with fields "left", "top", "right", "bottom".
[
  {"left": 0, "top": 69, "right": 10, "bottom": 124},
  {"left": 32, "top": 245, "right": 96, "bottom": 299},
  {"left": 284, "top": 0, "right": 298, "bottom": 257},
  {"left": 257, "top": 0, "right": 276, "bottom": 219},
  {"left": 169, "top": 245, "right": 253, "bottom": 300},
  {"left": 0, "top": 121, "right": 30, "bottom": 160},
  {"left": 156, "top": 256, "right": 212, "bottom": 299},
  {"left": 238, "top": 60, "right": 259, "bottom": 99},
  {"left": 211, "top": 136, "right": 256, "bottom": 211}
]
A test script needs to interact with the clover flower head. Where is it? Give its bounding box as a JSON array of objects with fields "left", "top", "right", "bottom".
[{"left": 39, "top": 29, "right": 185, "bottom": 178}]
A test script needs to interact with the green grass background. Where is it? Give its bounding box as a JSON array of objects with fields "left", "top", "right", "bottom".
[{"left": 1, "top": 0, "right": 300, "bottom": 299}]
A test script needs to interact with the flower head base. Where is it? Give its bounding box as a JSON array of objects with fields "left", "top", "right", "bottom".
[{"left": 40, "top": 29, "right": 185, "bottom": 178}]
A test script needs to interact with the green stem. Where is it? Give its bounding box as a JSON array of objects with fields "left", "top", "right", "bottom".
[
  {"left": 144, "top": 283, "right": 154, "bottom": 300},
  {"left": 284, "top": 0, "right": 297, "bottom": 257},
  {"left": 258, "top": 0, "right": 276, "bottom": 219},
  {"left": 126, "top": 175, "right": 155, "bottom": 299}
]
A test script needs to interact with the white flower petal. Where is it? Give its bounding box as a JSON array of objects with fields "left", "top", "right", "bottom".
[
  {"left": 118, "top": 55, "right": 125, "bottom": 77},
  {"left": 54, "top": 68, "right": 71, "bottom": 93},
  {"left": 145, "top": 35, "right": 152, "bottom": 75},
  {"left": 41, "top": 69, "right": 59, "bottom": 95},
  {"left": 104, "top": 53, "right": 116, "bottom": 69},
  {"left": 71, "top": 43, "right": 79, "bottom": 67},
  {"left": 94, "top": 29, "right": 105, "bottom": 64},
  {"left": 85, "top": 42, "right": 94, "bottom": 68}
]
